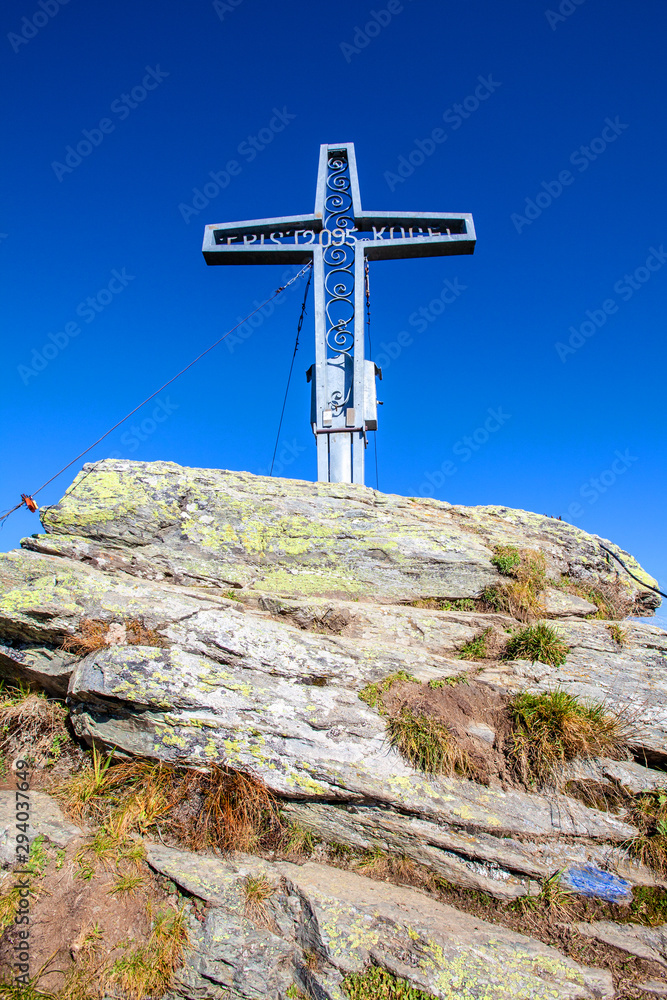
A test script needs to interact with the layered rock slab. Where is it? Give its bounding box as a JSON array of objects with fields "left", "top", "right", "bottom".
[
  {"left": 147, "top": 842, "right": 614, "bottom": 999},
  {"left": 281, "top": 801, "right": 656, "bottom": 896},
  {"left": 574, "top": 920, "right": 667, "bottom": 968},
  {"left": 478, "top": 618, "right": 667, "bottom": 762},
  {"left": 67, "top": 642, "right": 637, "bottom": 844},
  {"left": 24, "top": 459, "right": 658, "bottom": 606}
]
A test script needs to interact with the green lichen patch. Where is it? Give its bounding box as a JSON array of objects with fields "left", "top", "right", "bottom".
[
  {"left": 250, "top": 565, "right": 365, "bottom": 597},
  {"left": 343, "top": 965, "right": 437, "bottom": 1000}
]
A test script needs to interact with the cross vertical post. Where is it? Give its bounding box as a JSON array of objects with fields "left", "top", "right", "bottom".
[{"left": 202, "top": 142, "right": 476, "bottom": 486}]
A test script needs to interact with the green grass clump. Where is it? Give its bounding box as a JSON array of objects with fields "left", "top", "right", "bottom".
[
  {"left": 386, "top": 709, "right": 470, "bottom": 777},
  {"left": 628, "top": 791, "right": 667, "bottom": 877},
  {"left": 343, "top": 966, "right": 437, "bottom": 1000},
  {"left": 503, "top": 622, "right": 569, "bottom": 666},
  {"left": 457, "top": 628, "right": 492, "bottom": 661},
  {"left": 359, "top": 671, "right": 418, "bottom": 711},
  {"left": 0, "top": 837, "right": 51, "bottom": 932},
  {"left": 106, "top": 906, "right": 189, "bottom": 999},
  {"left": 511, "top": 871, "right": 574, "bottom": 916},
  {"left": 446, "top": 598, "right": 476, "bottom": 611},
  {"left": 482, "top": 549, "right": 548, "bottom": 621},
  {"left": 627, "top": 885, "right": 667, "bottom": 925},
  {"left": 0, "top": 983, "right": 57, "bottom": 1000},
  {"left": 286, "top": 987, "right": 309, "bottom": 1000},
  {"left": 508, "top": 689, "right": 630, "bottom": 786},
  {"left": 480, "top": 585, "right": 504, "bottom": 612},
  {"left": 282, "top": 821, "right": 317, "bottom": 856},
  {"left": 428, "top": 673, "right": 469, "bottom": 690},
  {"left": 607, "top": 623, "right": 627, "bottom": 646},
  {"left": 491, "top": 545, "right": 521, "bottom": 575},
  {"left": 409, "top": 598, "right": 476, "bottom": 611}
]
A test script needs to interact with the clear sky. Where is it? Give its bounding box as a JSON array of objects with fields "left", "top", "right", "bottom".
[{"left": 1, "top": 0, "right": 665, "bottom": 615}]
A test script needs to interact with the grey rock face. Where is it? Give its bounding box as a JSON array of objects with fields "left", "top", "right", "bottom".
[
  {"left": 638, "top": 980, "right": 667, "bottom": 995},
  {"left": 0, "top": 790, "right": 82, "bottom": 867},
  {"left": 0, "top": 458, "right": 665, "bottom": 919},
  {"left": 66, "top": 642, "right": 637, "bottom": 845},
  {"left": 478, "top": 619, "right": 667, "bottom": 762},
  {"left": 574, "top": 920, "right": 667, "bottom": 968},
  {"left": 281, "top": 801, "right": 656, "bottom": 894},
  {"left": 24, "top": 459, "right": 659, "bottom": 608},
  {"left": 560, "top": 757, "right": 667, "bottom": 795},
  {"left": 540, "top": 588, "right": 598, "bottom": 618},
  {"left": 147, "top": 843, "right": 614, "bottom": 999},
  {"left": 0, "top": 643, "right": 75, "bottom": 697}
]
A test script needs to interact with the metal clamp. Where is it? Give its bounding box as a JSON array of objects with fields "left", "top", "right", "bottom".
[{"left": 314, "top": 426, "right": 365, "bottom": 434}]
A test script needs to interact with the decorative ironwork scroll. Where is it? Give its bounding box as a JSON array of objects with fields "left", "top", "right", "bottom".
[{"left": 323, "top": 152, "right": 355, "bottom": 362}]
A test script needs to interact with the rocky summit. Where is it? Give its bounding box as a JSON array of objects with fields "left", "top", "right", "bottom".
[{"left": 1, "top": 458, "right": 667, "bottom": 999}]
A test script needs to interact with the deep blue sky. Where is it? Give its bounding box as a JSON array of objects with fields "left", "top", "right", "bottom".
[{"left": 1, "top": 0, "right": 665, "bottom": 613}]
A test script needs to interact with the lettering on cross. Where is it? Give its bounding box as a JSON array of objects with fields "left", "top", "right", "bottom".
[{"left": 202, "top": 142, "right": 476, "bottom": 485}]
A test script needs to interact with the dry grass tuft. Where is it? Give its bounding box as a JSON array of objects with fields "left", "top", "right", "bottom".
[
  {"left": 628, "top": 791, "right": 667, "bottom": 877},
  {"left": 483, "top": 548, "right": 547, "bottom": 621},
  {"left": 559, "top": 576, "right": 634, "bottom": 621},
  {"left": 607, "top": 623, "right": 627, "bottom": 646},
  {"left": 386, "top": 709, "right": 471, "bottom": 777},
  {"left": 353, "top": 847, "right": 418, "bottom": 885},
  {"left": 512, "top": 871, "right": 575, "bottom": 919},
  {"left": 242, "top": 873, "right": 275, "bottom": 923},
  {"left": 104, "top": 905, "right": 189, "bottom": 1000},
  {"left": 0, "top": 682, "right": 72, "bottom": 772},
  {"left": 282, "top": 822, "right": 317, "bottom": 857},
  {"left": 57, "top": 753, "right": 279, "bottom": 860},
  {"left": 61, "top": 617, "right": 165, "bottom": 656},
  {"left": 181, "top": 765, "right": 279, "bottom": 854},
  {"left": 54, "top": 922, "right": 106, "bottom": 1000},
  {"left": 107, "top": 871, "right": 146, "bottom": 898},
  {"left": 508, "top": 689, "right": 631, "bottom": 786}
]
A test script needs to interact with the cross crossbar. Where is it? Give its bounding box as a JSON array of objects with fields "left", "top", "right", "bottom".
[{"left": 202, "top": 142, "right": 475, "bottom": 484}]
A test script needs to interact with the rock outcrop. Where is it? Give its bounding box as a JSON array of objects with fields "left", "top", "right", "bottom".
[
  {"left": 1, "top": 459, "right": 666, "bottom": 997},
  {"left": 0, "top": 790, "right": 81, "bottom": 867},
  {"left": 146, "top": 842, "right": 615, "bottom": 999}
]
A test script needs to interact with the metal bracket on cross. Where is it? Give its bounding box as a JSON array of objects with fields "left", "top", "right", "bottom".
[{"left": 202, "top": 142, "right": 476, "bottom": 485}]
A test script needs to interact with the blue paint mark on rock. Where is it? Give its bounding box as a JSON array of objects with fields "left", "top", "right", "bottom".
[{"left": 561, "top": 866, "right": 632, "bottom": 903}]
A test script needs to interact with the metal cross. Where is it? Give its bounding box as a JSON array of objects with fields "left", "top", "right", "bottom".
[{"left": 202, "top": 142, "right": 476, "bottom": 485}]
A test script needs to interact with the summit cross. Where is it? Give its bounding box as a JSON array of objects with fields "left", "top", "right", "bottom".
[{"left": 202, "top": 141, "right": 476, "bottom": 485}]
